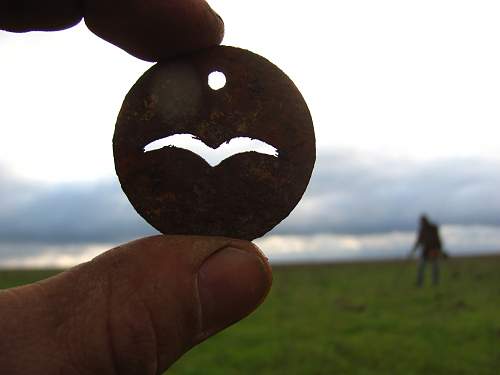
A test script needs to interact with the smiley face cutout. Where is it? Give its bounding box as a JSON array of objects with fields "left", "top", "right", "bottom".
[{"left": 113, "top": 46, "right": 316, "bottom": 241}]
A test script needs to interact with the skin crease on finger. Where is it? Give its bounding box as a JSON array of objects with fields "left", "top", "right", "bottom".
[
  {"left": 0, "top": 236, "right": 273, "bottom": 374},
  {"left": 0, "top": 0, "right": 225, "bottom": 61}
]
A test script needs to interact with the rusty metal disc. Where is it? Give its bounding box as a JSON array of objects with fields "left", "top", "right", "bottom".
[{"left": 113, "top": 46, "right": 315, "bottom": 240}]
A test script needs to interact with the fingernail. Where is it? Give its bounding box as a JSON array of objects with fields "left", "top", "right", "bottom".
[{"left": 198, "top": 247, "right": 271, "bottom": 337}]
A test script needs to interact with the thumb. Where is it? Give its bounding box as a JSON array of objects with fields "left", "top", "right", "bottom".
[{"left": 0, "top": 235, "right": 272, "bottom": 374}]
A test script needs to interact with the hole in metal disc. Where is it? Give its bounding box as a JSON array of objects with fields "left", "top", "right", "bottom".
[
  {"left": 208, "top": 71, "right": 226, "bottom": 91},
  {"left": 144, "top": 134, "right": 278, "bottom": 167}
]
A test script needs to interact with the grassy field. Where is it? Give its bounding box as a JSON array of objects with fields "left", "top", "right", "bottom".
[{"left": 1, "top": 256, "right": 500, "bottom": 374}]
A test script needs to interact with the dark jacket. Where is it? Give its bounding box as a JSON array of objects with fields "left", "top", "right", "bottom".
[{"left": 415, "top": 222, "right": 442, "bottom": 259}]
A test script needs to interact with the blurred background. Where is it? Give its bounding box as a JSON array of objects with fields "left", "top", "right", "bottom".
[{"left": 1, "top": 1, "right": 500, "bottom": 374}]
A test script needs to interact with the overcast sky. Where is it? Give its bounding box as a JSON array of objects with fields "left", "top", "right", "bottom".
[{"left": 1, "top": 1, "right": 500, "bottom": 266}]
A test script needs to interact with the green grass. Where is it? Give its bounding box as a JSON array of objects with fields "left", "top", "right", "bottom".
[{"left": 1, "top": 256, "right": 500, "bottom": 374}]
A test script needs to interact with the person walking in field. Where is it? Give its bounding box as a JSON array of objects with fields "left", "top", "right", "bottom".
[{"left": 410, "top": 215, "right": 444, "bottom": 287}]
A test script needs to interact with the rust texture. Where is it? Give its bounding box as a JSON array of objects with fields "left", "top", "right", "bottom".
[{"left": 114, "top": 46, "right": 316, "bottom": 240}]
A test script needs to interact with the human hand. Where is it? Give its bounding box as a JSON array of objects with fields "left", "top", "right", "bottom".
[
  {"left": 0, "top": 236, "right": 272, "bottom": 374},
  {"left": 0, "top": 2, "right": 273, "bottom": 374},
  {"left": 0, "top": 0, "right": 225, "bottom": 61}
]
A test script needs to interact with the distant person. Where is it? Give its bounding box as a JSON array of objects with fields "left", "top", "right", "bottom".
[{"left": 410, "top": 215, "right": 444, "bottom": 287}]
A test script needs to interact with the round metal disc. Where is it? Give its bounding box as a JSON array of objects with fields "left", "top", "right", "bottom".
[{"left": 114, "top": 46, "right": 315, "bottom": 240}]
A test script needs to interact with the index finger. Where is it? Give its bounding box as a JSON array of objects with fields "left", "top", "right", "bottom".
[{"left": 0, "top": 0, "right": 224, "bottom": 61}]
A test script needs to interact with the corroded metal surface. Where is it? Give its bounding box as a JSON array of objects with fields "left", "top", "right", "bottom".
[{"left": 114, "top": 46, "right": 316, "bottom": 240}]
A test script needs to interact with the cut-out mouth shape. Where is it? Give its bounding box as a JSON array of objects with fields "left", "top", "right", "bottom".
[{"left": 144, "top": 133, "right": 279, "bottom": 167}]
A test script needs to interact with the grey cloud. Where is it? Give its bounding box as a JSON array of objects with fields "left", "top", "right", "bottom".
[
  {"left": 260, "top": 225, "right": 500, "bottom": 264},
  {"left": 0, "top": 167, "right": 156, "bottom": 245},
  {"left": 1, "top": 153, "right": 500, "bottom": 246},
  {"left": 275, "top": 153, "right": 500, "bottom": 235},
  {"left": 3, "top": 224, "right": 499, "bottom": 268}
]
